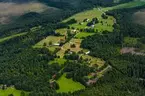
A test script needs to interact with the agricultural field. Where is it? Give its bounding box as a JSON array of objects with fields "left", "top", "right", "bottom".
[
  {"left": 75, "top": 32, "right": 95, "bottom": 39},
  {"left": 0, "top": 87, "right": 28, "bottom": 96},
  {"left": 0, "top": 32, "right": 27, "bottom": 43},
  {"left": 56, "top": 74, "right": 85, "bottom": 93}
]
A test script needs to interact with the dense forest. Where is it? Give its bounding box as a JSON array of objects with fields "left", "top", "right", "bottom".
[{"left": 0, "top": 0, "right": 145, "bottom": 96}]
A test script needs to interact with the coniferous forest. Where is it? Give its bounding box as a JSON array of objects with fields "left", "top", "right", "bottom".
[{"left": 0, "top": 0, "right": 145, "bottom": 96}]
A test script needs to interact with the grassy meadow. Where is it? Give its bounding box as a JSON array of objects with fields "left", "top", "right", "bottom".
[
  {"left": 75, "top": 32, "right": 95, "bottom": 39},
  {"left": 49, "top": 58, "right": 67, "bottom": 65},
  {"left": 0, "top": 87, "right": 28, "bottom": 96},
  {"left": 64, "top": 8, "right": 115, "bottom": 32},
  {"left": 56, "top": 74, "right": 85, "bottom": 93}
]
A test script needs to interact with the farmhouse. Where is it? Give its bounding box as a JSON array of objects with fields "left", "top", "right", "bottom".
[
  {"left": 53, "top": 43, "right": 60, "bottom": 46},
  {"left": 85, "top": 51, "right": 90, "bottom": 55}
]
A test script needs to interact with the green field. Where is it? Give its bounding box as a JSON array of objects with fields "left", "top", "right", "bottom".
[
  {"left": 49, "top": 58, "right": 67, "bottom": 65},
  {"left": 34, "top": 36, "right": 65, "bottom": 46},
  {"left": 64, "top": 8, "right": 115, "bottom": 32},
  {"left": 0, "top": 87, "right": 28, "bottom": 96},
  {"left": 56, "top": 74, "right": 85, "bottom": 93},
  {"left": 56, "top": 28, "right": 67, "bottom": 36},
  {"left": 33, "top": 36, "right": 65, "bottom": 52},
  {"left": 0, "top": 32, "right": 27, "bottom": 43},
  {"left": 75, "top": 32, "right": 95, "bottom": 39}
]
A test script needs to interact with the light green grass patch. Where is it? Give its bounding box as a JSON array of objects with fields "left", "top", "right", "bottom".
[
  {"left": 56, "top": 74, "right": 85, "bottom": 93},
  {"left": 34, "top": 36, "right": 65, "bottom": 46},
  {"left": 49, "top": 58, "right": 66, "bottom": 65},
  {"left": 56, "top": 28, "right": 67, "bottom": 36},
  {"left": 0, "top": 87, "right": 28, "bottom": 96},
  {"left": 33, "top": 36, "right": 65, "bottom": 52},
  {"left": 30, "top": 26, "right": 41, "bottom": 32},
  {"left": 75, "top": 32, "right": 95, "bottom": 39},
  {"left": 124, "top": 37, "right": 139, "bottom": 47},
  {"left": 0, "top": 32, "right": 27, "bottom": 43}
]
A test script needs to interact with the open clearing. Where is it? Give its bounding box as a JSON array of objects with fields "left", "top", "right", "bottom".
[
  {"left": 34, "top": 36, "right": 65, "bottom": 46},
  {"left": 55, "top": 28, "right": 67, "bottom": 36},
  {"left": 64, "top": 8, "right": 115, "bottom": 32},
  {"left": 124, "top": 37, "right": 139, "bottom": 47},
  {"left": 56, "top": 74, "right": 85, "bottom": 93},
  {"left": 33, "top": 36, "right": 65, "bottom": 52},
  {"left": 57, "top": 39, "right": 82, "bottom": 58},
  {"left": 49, "top": 58, "right": 67, "bottom": 65},
  {"left": 81, "top": 55, "right": 105, "bottom": 68},
  {"left": 75, "top": 32, "right": 95, "bottom": 39},
  {"left": 0, "top": 87, "right": 28, "bottom": 96},
  {"left": 0, "top": 32, "right": 27, "bottom": 43}
]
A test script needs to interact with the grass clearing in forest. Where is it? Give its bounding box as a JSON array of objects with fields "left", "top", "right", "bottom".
[
  {"left": 63, "top": 8, "right": 115, "bottom": 32},
  {"left": 75, "top": 32, "right": 95, "bottom": 39},
  {"left": 57, "top": 39, "right": 82, "bottom": 58},
  {"left": 49, "top": 58, "right": 67, "bottom": 65},
  {"left": 0, "top": 32, "right": 27, "bottom": 43},
  {"left": 34, "top": 36, "right": 65, "bottom": 46},
  {"left": 124, "top": 37, "right": 139, "bottom": 47},
  {"left": 81, "top": 55, "right": 105, "bottom": 68},
  {"left": 56, "top": 28, "right": 67, "bottom": 36},
  {"left": 56, "top": 74, "right": 85, "bottom": 93},
  {"left": 33, "top": 36, "right": 65, "bottom": 52},
  {"left": 0, "top": 87, "right": 28, "bottom": 96}
]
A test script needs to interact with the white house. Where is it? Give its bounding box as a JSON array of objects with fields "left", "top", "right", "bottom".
[
  {"left": 85, "top": 51, "right": 90, "bottom": 55},
  {"left": 53, "top": 43, "right": 60, "bottom": 46}
]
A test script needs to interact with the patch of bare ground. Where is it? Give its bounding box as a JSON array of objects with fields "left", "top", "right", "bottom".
[{"left": 121, "top": 47, "right": 145, "bottom": 56}]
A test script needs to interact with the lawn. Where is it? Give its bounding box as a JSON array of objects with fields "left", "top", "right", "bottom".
[
  {"left": 56, "top": 74, "right": 85, "bottom": 93},
  {"left": 0, "top": 87, "right": 28, "bottom": 96},
  {"left": 49, "top": 58, "right": 67, "bottom": 65},
  {"left": 34, "top": 36, "right": 65, "bottom": 47},
  {"left": 0, "top": 32, "right": 27, "bottom": 43},
  {"left": 75, "top": 32, "right": 95, "bottom": 39},
  {"left": 33, "top": 36, "right": 65, "bottom": 52}
]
